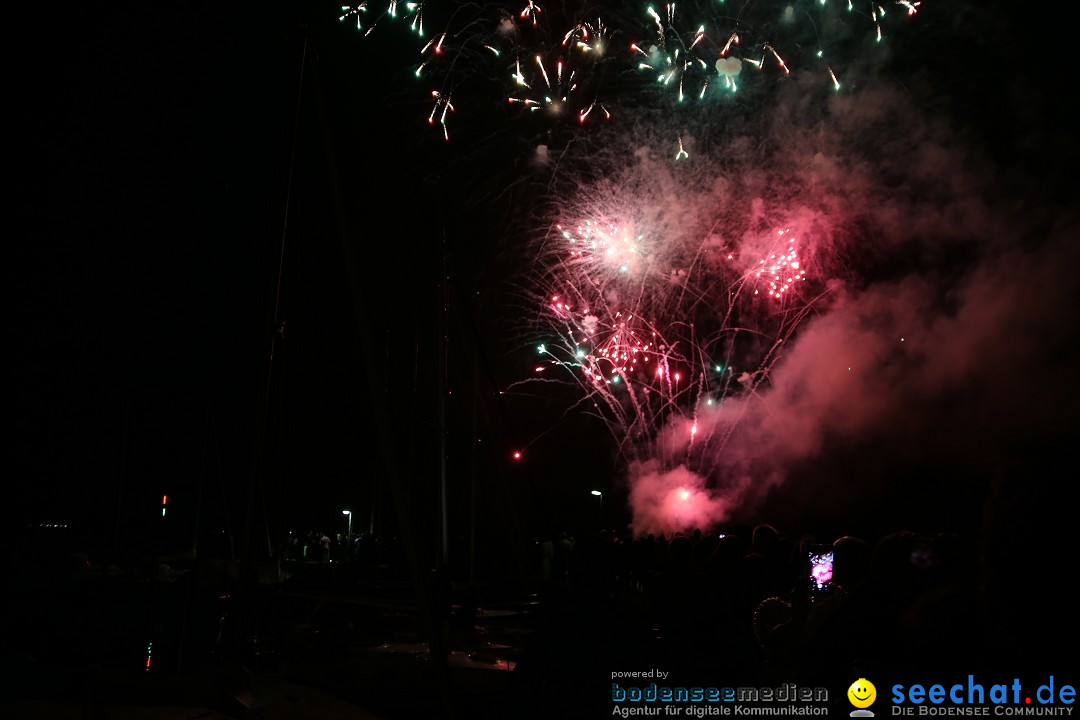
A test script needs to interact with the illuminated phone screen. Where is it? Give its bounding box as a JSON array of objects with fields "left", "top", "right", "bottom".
[{"left": 809, "top": 550, "right": 834, "bottom": 591}]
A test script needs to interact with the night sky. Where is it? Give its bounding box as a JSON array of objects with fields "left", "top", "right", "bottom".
[
  {"left": 11, "top": 0, "right": 1079, "bottom": 571},
  {"left": 11, "top": 1, "right": 605, "bottom": 561}
]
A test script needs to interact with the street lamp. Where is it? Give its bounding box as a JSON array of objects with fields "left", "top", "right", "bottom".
[
  {"left": 342, "top": 509, "right": 352, "bottom": 542},
  {"left": 590, "top": 490, "right": 603, "bottom": 527}
]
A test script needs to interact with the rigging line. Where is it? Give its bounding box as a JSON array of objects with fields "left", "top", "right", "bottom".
[
  {"left": 244, "top": 33, "right": 309, "bottom": 571},
  {"left": 266, "top": 34, "right": 308, "bottom": 400}
]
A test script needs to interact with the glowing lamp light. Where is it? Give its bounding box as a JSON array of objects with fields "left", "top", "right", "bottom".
[
  {"left": 512, "top": 450, "right": 523, "bottom": 460},
  {"left": 679, "top": 489, "right": 691, "bottom": 501}
]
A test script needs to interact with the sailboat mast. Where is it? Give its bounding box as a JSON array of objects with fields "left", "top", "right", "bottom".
[{"left": 437, "top": 233, "right": 450, "bottom": 568}]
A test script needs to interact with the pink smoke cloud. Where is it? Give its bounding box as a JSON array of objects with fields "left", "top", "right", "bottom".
[{"left": 628, "top": 216, "right": 1080, "bottom": 534}]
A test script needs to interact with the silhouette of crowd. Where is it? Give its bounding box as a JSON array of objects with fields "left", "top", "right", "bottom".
[{"left": 510, "top": 515, "right": 1067, "bottom": 717}]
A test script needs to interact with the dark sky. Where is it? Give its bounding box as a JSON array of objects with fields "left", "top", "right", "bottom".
[
  {"left": 9, "top": 1, "right": 585, "bottom": 560},
  {"left": 13, "top": 3, "right": 332, "bottom": 540},
  {"left": 11, "top": 1, "right": 1079, "bottom": 563}
]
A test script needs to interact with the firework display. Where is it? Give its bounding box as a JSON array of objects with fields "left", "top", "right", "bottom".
[
  {"left": 343, "top": 0, "right": 921, "bottom": 138},
  {"left": 345, "top": 0, "right": 928, "bottom": 533}
]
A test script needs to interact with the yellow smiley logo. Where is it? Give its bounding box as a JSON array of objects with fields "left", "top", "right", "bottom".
[{"left": 848, "top": 678, "right": 877, "bottom": 709}]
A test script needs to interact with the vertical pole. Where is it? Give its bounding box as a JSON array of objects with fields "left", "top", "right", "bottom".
[
  {"left": 112, "top": 397, "right": 131, "bottom": 566},
  {"left": 369, "top": 481, "right": 377, "bottom": 536},
  {"left": 437, "top": 236, "right": 449, "bottom": 568},
  {"left": 469, "top": 293, "right": 479, "bottom": 589}
]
